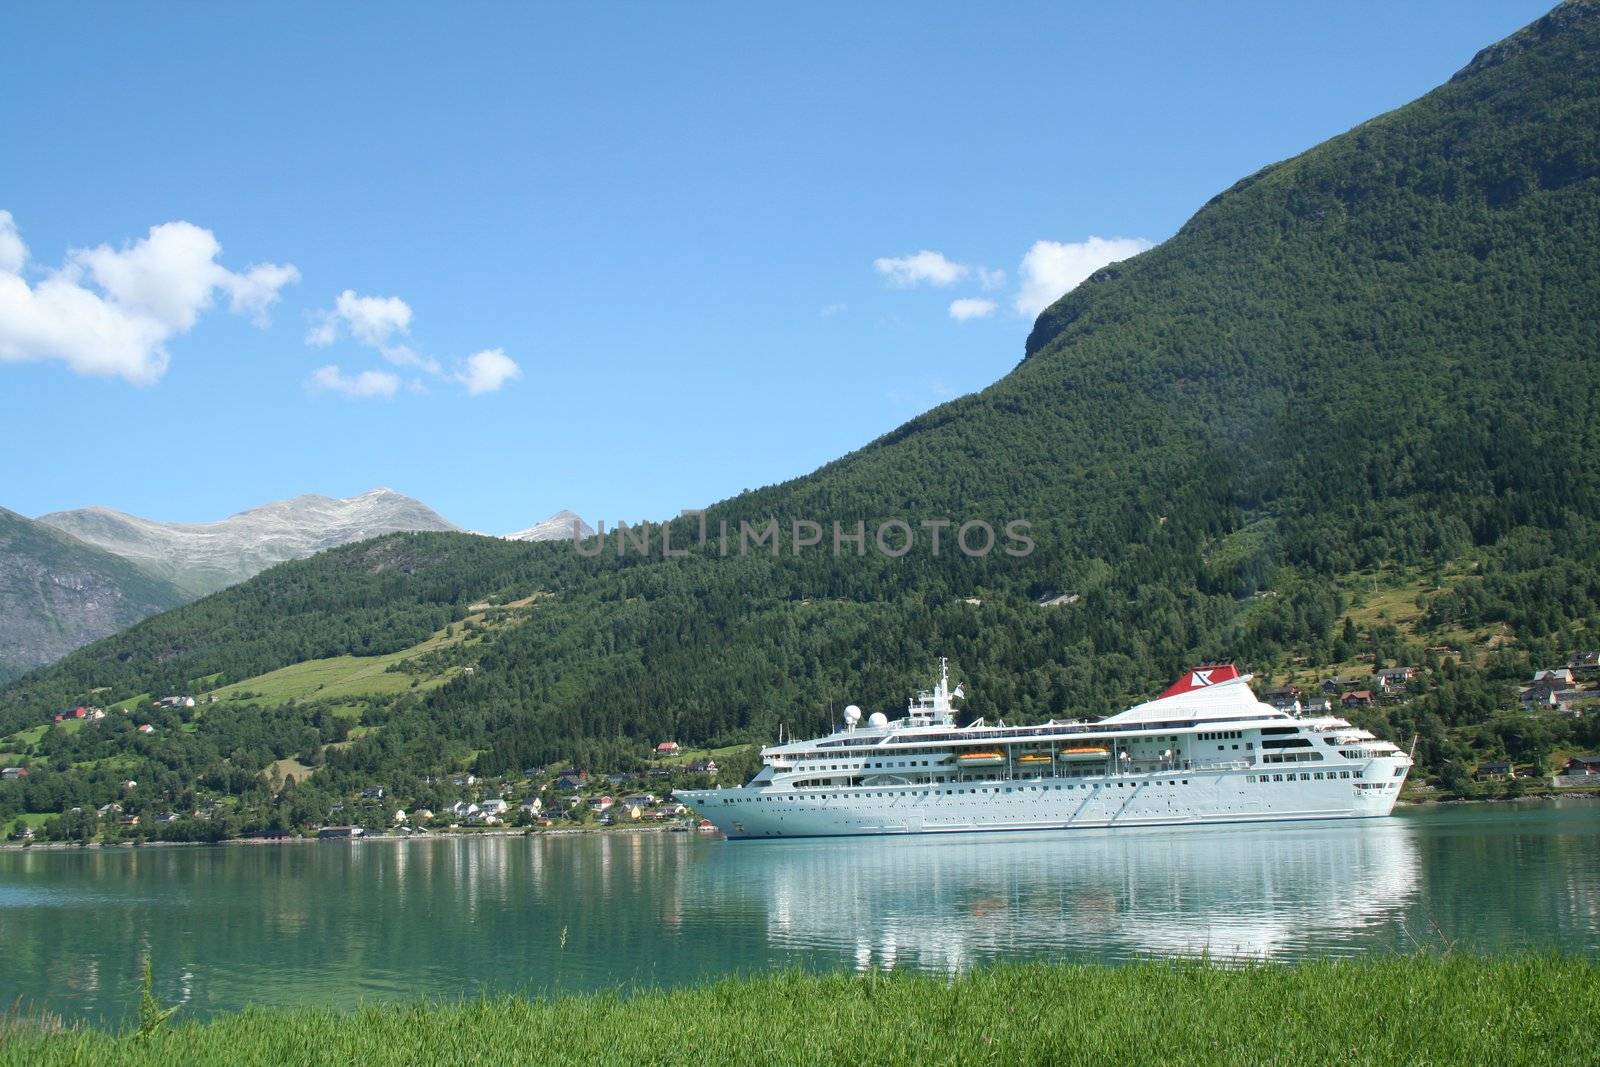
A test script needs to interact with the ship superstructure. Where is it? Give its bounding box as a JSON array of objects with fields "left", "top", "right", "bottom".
[{"left": 676, "top": 661, "right": 1411, "bottom": 839}]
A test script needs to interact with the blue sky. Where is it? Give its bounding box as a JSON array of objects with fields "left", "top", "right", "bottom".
[{"left": 0, "top": 1, "right": 1552, "bottom": 532}]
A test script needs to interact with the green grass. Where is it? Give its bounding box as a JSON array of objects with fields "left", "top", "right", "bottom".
[
  {"left": 653, "top": 743, "right": 753, "bottom": 767},
  {"left": 4, "top": 724, "right": 47, "bottom": 749},
  {"left": 204, "top": 605, "right": 532, "bottom": 707},
  {"left": 4, "top": 958, "right": 1595, "bottom": 1066}
]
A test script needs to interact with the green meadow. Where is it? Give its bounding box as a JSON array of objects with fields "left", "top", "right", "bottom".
[{"left": 5, "top": 958, "right": 1595, "bottom": 1066}]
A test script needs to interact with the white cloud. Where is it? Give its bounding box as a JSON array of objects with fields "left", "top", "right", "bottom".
[
  {"left": 0, "top": 210, "right": 297, "bottom": 384},
  {"left": 948, "top": 297, "right": 997, "bottom": 321},
  {"left": 977, "top": 267, "right": 1006, "bottom": 292},
  {"left": 820, "top": 303, "right": 848, "bottom": 317},
  {"left": 375, "top": 342, "right": 442, "bottom": 375},
  {"left": 873, "top": 249, "right": 967, "bottom": 288},
  {"left": 0, "top": 215, "right": 26, "bottom": 275},
  {"left": 456, "top": 347, "right": 521, "bottom": 395},
  {"left": 308, "top": 364, "right": 400, "bottom": 399},
  {"left": 306, "top": 289, "right": 413, "bottom": 348},
  {"left": 222, "top": 263, "right": 302, "bottom": 327},
  {"left": 1013, "top": 236, "right": 1152, "bottom": 318}
]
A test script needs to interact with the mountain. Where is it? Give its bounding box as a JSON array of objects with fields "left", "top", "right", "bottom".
[
  {"left": 0, "top": 508, "right": 187, "bottom": 683},
  {"left": 5, "top": 3, "right": 1600, "bottom": 826},
  {"left": 38, "top": 489, "right": 460, "bottom": 597},
  {"left": 505, "top": 510, "right": 595, "bottom": 542}
]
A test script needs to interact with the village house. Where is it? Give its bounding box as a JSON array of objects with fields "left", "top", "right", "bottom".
[
  {"left": 360, "top": 787, "right": 385, "bottom": 800},
  {"left": 556, "top": 769, "right": 589, "bottom": 790},
  {"left": 413, "top": 808, "right": 434, "bottom": 821},
  {"left": 136, "top": 724, "right": 155, "bottom": 734},
  {"left": 1, "top": 767, "right": 27, "bottom": 780},
  {"left": 1562, "top": 755, "right": 1600, "bottom": 777},
  {"left": 1522, "top": 688, "right": 1560, "bottom": 712},
  {"left": 1340, "top": 690, "right": 1374, "bottom": 709},
  {"left": 155, "top": 695, "right": 196, "bottom": 709},
  {"left": 621, "top": 793, "right": 657, "bottom": 809},
  {"left": 588, "top": 795, "right": 614, "bottom": 813},
  {"left": 1531, "top": 668, "right": 1575, "bottom": 692},
  {"left": 1476, "top": 760, "right": 1515, "bottom": 781},
  {"left": 1261, "top": 687, "right": 1301, "bottom": 714},
  {"left": 655, "top": 741, "right": 681, "bottom": 755},
  {"left": 518, "top": 798, "right": 543, "bottom": 816},
  {"left": 688, "top": 759, "right": 719, "bottom": 776},
  {"left": 478, "top": 798, "right": 508, "bottom": 816},
  {"left": 1568, "top": 651, "right": 1600, "bottom": 678},
  {"left": 1375, "top": 667, "right": 1416, "bottom": 688},
  {"left": 1300, "top": 695, "right": 1334, "bottom": 715}
]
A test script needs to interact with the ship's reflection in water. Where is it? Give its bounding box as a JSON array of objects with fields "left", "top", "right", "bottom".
[{"left": 687, "top": 820, "right": 1423, "bottom": 970}]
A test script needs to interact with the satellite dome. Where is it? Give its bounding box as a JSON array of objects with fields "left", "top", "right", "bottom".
[
  {"left": 843, "top": 705, "right": 862, "bottom": 723},
  {"left": 868, "top": 712, "right": 889, "bottom": 728}
]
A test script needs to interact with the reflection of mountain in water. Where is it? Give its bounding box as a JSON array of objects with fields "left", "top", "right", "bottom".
[{"left": 689, "top": 821, "right": 1423, "bottom": 970}]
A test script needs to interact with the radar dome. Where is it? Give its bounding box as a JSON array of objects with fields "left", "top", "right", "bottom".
[
  {"left": 868, "top": 712, "right": 889, "bottom": 727},
  {"left": 843, "top": 705, "right": 862, "bottom": 724}
]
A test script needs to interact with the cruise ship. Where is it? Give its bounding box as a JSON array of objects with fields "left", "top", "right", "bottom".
[{"left": 676, "top": 661, "right": 1411, "bottom": 839}]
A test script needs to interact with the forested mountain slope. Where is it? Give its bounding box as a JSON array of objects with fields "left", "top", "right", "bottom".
[
  {"left": 0, "top": 509, "right": 186, "bottom": 683},
  {"left": 4, "top": 2, "right": 1600, "bottom": 802}
]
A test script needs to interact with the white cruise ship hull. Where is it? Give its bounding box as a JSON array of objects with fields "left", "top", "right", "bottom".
[
  {"left": 675, "top": 663, "right": 1414, "bottom": 840},
  {"left": 679, "top": 759, "right": 1407, "bottom": 839}
]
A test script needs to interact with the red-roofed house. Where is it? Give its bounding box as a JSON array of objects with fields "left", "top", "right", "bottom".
[{"left": 1341, "top": 690, "right": 1374, "bottom": 708}]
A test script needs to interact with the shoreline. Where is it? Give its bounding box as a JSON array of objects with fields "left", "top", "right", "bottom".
[{"left": 6, "top": 792, "right": 1597, "bottom": 851}]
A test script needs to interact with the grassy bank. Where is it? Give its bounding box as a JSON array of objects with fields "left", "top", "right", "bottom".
[{"left": 5, "top": 958, "right": 1597, "bottom": 1066}]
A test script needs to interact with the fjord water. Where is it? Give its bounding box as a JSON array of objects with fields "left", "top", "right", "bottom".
[{"left": 2, "top": 800, "right": 1596, "bottom": 1027}]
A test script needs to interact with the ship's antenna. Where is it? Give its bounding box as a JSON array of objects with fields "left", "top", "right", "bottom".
[{"left": 940, "top": 656, "right": 949, "bottom": 695}]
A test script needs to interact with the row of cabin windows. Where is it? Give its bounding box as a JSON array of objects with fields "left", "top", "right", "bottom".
[
  {"left": 1262, "top": 751, "right": 1324, "bottom": 764},
  {"left": 724, "top": 780, "right": 1196, "bottom": 802},
  {"left": 1247, "top": 770, "right": 1356, "bottom": 782},
  {"left": 1199, "top": 730, "right": 1243, "bottom": 741}
]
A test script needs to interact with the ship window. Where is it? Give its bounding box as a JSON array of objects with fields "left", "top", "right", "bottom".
[{"left": 1273, "top": 774, "right": 1283, "bottom": 781}]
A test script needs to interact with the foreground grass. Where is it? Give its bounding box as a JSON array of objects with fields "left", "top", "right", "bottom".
[{"left": 4, "top": 958, "right": 1597, "bottom": 1066}]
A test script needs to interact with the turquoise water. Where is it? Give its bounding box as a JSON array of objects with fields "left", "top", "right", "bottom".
[{"left": 1, "top": 800, "right": 1596, "bottom": 1027}]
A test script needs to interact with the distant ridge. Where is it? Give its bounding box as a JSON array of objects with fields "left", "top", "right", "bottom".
[
  {"left": 504, "top": 510, "right": 594, "bottom": 542},
  {"left": 38, "top": 488, "right": 460, "bottom": 597}
]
